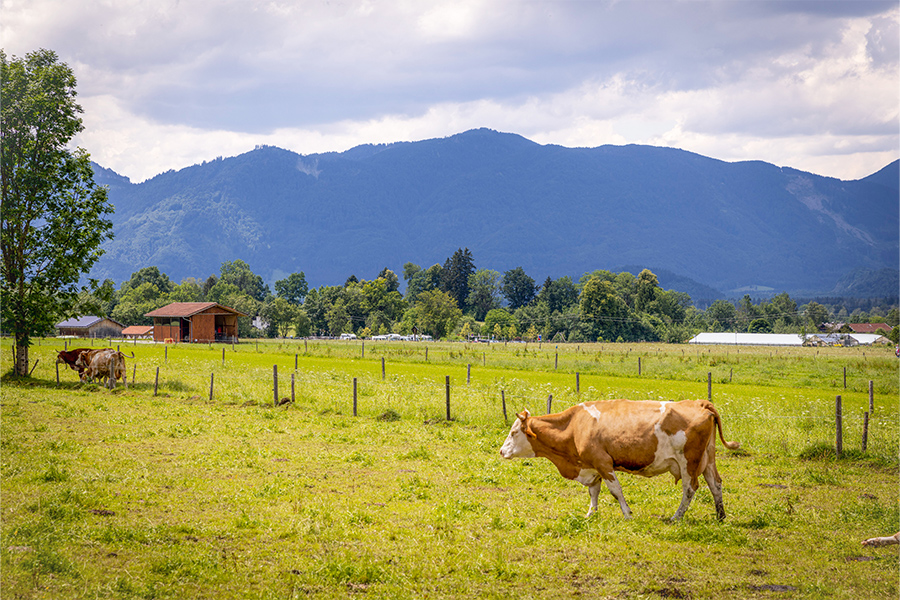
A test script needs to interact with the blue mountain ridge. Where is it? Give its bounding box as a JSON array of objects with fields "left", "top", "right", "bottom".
[{"left": 91, "top": 128, "right": 899, "bottom": 298}]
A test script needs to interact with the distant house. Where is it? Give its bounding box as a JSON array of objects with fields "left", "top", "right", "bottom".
[
  {"left": 56, "top": 316, "right": 124, "bottom": 338},
  {"left": 821, "top": 322, "right": 891, "bottom": 334},
  {"left": 144, "top": 302, "right": 247, "bottom": 343},
  {"left": 122, "top": 325, "right": 154, "bottom": 339},
  {"left": 848, "top": 323, "right": 891, "bottom": 334}
]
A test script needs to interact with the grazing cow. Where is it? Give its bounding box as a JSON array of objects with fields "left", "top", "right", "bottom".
[
  {"left": 56, "top": 348, "right": 94, "bottom": 377},
  {"left": 500, "top": 399, "right": 740, "bottom": 521},
  {"left": 862, "top": 532, "right": 900, "bottom": 547},
  {"left": 76, "top": 349, "right": 131, "bottom": 388}
]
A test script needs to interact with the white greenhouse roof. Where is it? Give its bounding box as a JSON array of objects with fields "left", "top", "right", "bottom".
[{"left": 688, "top": 333, "right": 804, "bottom": 346}]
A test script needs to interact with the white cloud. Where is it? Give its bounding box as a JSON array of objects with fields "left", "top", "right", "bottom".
[{"left": 6, "top": 0, "right": 894, "bottom": 182}]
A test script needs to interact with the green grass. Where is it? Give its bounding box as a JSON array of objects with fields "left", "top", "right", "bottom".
[{"left": 1, "top": 338, "right": 898, "bottom": 598}]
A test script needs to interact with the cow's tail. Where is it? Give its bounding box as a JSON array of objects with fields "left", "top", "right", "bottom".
[{"left": 706, "top": 402, "right": 740, "bottom": 450}]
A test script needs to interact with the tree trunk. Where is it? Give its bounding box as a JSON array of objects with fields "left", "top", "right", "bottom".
[{"left": 15, "top": 335, "right": 29, "bottom": 376}]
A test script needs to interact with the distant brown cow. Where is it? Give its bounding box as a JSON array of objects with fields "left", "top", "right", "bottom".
[
  {"left": 500, "top": 399, "right": 740, "bottom": 521},
  {"left": 56, "top": 348, "right": 95, "bottom": 377}
]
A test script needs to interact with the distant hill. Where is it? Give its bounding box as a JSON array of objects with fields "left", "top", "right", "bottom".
[{"left": 91, "top": 129, "right": 899, "bottom": 298}]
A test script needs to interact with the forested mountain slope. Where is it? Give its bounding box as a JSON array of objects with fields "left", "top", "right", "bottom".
[{"left": 92, "top": 129, "right": 899, "bottom": 296}]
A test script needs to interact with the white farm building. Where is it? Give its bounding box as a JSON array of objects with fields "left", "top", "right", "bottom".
[
  {"left": 688, "top": 333, "right": 804, "bottom": 346},
  {"left": 688, "top": 332, "right": 890, "bottom": 346}
]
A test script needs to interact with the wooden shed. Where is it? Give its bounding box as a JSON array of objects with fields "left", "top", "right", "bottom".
[
  {"left": 145, "top": 302, "right": 246, "bottom": 343},
  {"left": 56, "top": 316, "right": 124, "bottom": 338}
]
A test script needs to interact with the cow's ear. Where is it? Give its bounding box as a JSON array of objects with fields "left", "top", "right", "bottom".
[{"left": 518, "top": 410, "right": 536, "bottom": 438}]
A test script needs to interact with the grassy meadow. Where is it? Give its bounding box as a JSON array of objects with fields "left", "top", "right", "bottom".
[{"left": 2, "top": 338, "right": 898, "bottom": 599}]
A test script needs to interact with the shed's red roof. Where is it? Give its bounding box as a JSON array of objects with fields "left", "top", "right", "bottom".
[
  {"left": 122, "top": 326, "right": 154, "bottom": 335},
  {"left": 144, "top": 302, "right": 247, "bottom": 318}
]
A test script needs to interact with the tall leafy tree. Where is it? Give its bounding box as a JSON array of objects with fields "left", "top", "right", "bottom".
[
  {"left": 274, "top": 271, "right": 308, "bottom": 305},
  {"left": 501, "top": 266, "right": 537, "bottom": 310},
  {"left": 1, "top": 49, "right": 114, "bottom": 375},
  {"left": 377, "top": 267, "right": 400, "bottom": 292},
  {"left": 537, "top": 276, "right": 579, "bottom": 314},
  {"left": 220, "top": 260, "right": 268, "bottom": 301},
  {"left": 415, "top": 289, "right": 462, "bottom": 339},
  {"left": 261, "top": 297, "right": 300, "bottom": 338},
  {"left": 579, "top": 278, "right": 628, "bottom": 341},
  {"left": 120, "top": 266, "right": 174, "bottom": 295},
  {"left": 467, "top": 268, "right": 502, "bottom": 320},
  {"left": 406, "top": 264, "right": 442, "bottom": 304}
]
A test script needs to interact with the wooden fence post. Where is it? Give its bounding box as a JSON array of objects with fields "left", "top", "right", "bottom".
[
  {"left": 154, "top": 367, "right": 159, "bottom": 396},
  {"left": 843, "top": 366, "right": 846, "bottom": 389},
  {"left": 222, "top": 348, "right": 226, "bottom": 367},
  {"left": 209, "top": 373, "right": 214, "bottom": 402},
  {"left": 708, "top": 372, "right": 712, "bottom": 401},
  {"left": 382, "top": 357, "right": 385, "bottom": 380},
  {"left": 445, "top": 376, "right": 451, "bottom": 421},
  {"left": 273, "top": 365, "right": 278, "bottom": 407},
  {"left": 555, "top": 353, "right": 558, "bottom": 370},
  {"left": 132, "top": 364, "right": 136, "bottom": 385},
  {"left": 547, "top": 394, "right": 552, "bottom": 415},
  {"left": 638, "top": 357, "right": 641, "bottom": 376},
  {"left": 353, "top": 378, "right": 358, "bottom": 417},
  {"left": 869, "top": 380, "right": 874, "bottom": 414},
  {"left": 501, "top": 390, "right": 507, "bottom": 424},
  {"left": 362, "top": 342, "right": 365, "bottom": 358},
  {"left": 165, "top": 346, "right": 168, "bottom": 362},
  {"left": 295, "top": 353, "right": 298, "bottom": 371},
  {"left": 862, "top": 411, "right": 869, "bottom": 453},
  {"left": 56, "top": 362, "right": 60, "bottom": 387},
  {"left": 291, "top": 373, "right": 295, "bottom": 404},
  {"left": 576, "top": 372, "right": 580, "bottom": 394},
  {"left": 467, "top": 364, "right": 471, "bottom": 386},
  {"left": 835, "top": 395, "right": 843, "bottom": 457}
]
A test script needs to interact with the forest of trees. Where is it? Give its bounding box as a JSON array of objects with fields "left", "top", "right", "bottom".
[{"left": 70, "top": 249, "right": 899, "bottom": 343}]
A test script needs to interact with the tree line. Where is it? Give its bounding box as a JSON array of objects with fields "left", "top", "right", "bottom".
[{"left": 74, "top": 251, "right": 899, "bottom": 343}]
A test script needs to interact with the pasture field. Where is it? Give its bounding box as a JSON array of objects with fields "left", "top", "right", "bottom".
[{"left": 2, "top": 338, "right": 898, "bottom": 599}]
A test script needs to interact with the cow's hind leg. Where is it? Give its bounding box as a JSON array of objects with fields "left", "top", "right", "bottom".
[{"left": 703, "top": 462, "right": 726, "bottom": 521}]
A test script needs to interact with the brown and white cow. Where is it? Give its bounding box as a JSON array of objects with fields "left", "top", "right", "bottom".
[
  {"left": 75, "top": 349, "right": 130, "bottom": 388},
  {"left": 500, "top": 399, "right": 740, "bottom": 521}
]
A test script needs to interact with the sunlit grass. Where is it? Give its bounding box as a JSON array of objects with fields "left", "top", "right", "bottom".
[{"left": 2, "top": 338, "right": 898, "bottom": 599}]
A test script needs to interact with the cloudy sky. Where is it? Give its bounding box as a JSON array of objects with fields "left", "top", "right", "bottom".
[{"left": 2, "top": 0, "right": 897, "bottom": 182}]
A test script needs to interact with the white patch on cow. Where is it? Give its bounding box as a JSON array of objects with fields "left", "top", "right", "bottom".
[
  {"left": 659, "top": 401, "right": 671, "bottom": 413},
  {"left": 580, "top": 403, "right": 603, "bottom": 422},
  {"left": 636, "top": 425, "right": 687, "bottom": 478},
  {"left": 575, "top": 469, "right": 600, "bottom": 486},
  {"left": 499, "top": 419, "right": 535, "bottom": 459}
]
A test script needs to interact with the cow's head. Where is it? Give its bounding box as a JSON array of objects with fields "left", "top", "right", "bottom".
[{"left": 499, "top": 410, "right": 536, "bottom": 459}]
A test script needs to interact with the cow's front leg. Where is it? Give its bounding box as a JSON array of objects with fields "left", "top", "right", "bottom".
[
  {"left": 586, "top": 481, "right": 601, "bottom": 517},
  {"left": 604, "top": 474, "right": 632, "bottom": 519}
]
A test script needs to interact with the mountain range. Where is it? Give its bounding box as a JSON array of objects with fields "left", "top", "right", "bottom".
[{"left": 91, "top": 128, "right": 899, "bottom": 299}]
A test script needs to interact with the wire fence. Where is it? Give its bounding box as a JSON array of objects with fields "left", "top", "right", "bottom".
[{"left": 17, "top": 337, "right": 899, "bottom": 461}]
